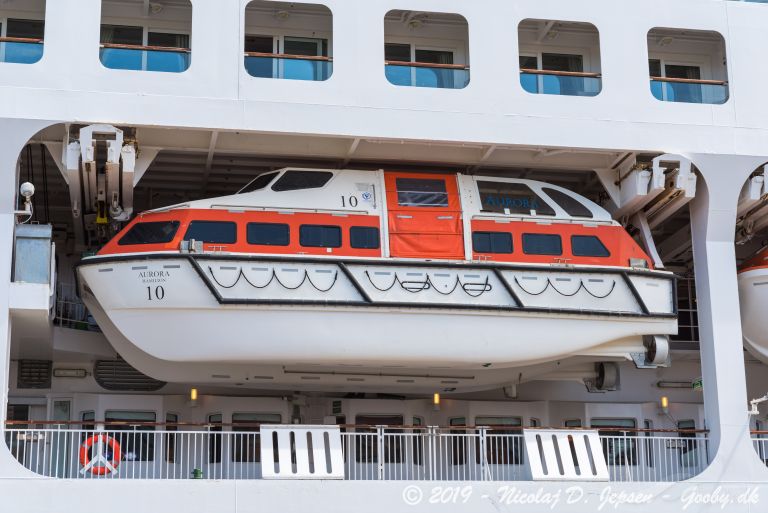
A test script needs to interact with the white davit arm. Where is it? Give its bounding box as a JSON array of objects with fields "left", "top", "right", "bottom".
[{"left": 749, "top": 393, "right": 768, "bottom": 416}]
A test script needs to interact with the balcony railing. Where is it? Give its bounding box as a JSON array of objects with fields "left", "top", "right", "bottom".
[
  {"left": 4, "top": 423, "right": 709, "bottom": 482},
  {"left": 650, "top": 76, "right": 728, "bottom": 105},
  {"left": 100, "top": 43, "right": 191, "bottom": 73},
  {"left": 520, "top": 68, "right": 602, "bottom": 97},
  {"left": 385, "top": 61, "right": 470, "bottom": 89},
  {"left": 0, "top": 37, "right": 44, "bottom": 65},
  {"left": 244, "top": 52, "right": 333, "bottom": 81},
  {"left": 54, "top": 283, "right": 99, "bottom": 332}
]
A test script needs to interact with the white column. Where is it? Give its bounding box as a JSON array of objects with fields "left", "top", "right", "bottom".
[
  {"left": 0, "top": 119, "right": 57, "bottom": 477},
  {"left": 687, "top": 153, "right": 768, "bottom": 481}
]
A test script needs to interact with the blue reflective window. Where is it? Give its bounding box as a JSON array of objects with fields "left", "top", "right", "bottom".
[
  {"left": 184, "top": 221, "right": 237, "bottom": 244},
  {"left": 247, "top": 223, "right": 290, "bottom": 246},
  {"left": 522, "top": 233, "right": 562, "bottom": 256},
  {"left": 472, "top": 232, "right": 513, "bottom": 254},
  {"left": 571, "top": 235, "right": 610, "bottom": 257}
]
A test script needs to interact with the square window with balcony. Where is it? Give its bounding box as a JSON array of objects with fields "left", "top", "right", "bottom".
[
  {"left": 244, "top": 2, "right": 332, "bottom": 82},
  {"left": 0, "top": 1, "right": 46, "bottom": 65},
  {"left": 384, "top": 10, "right": 469, "bottom": 89},
  {"left": 647, "top": 28, "right": 728, "bottom": 105},
  {"left": 518, "top": 19, "right": 602, "bottom": 97},
  {"left": 100, "top": 0, "right": 191, "bottom": 73}
]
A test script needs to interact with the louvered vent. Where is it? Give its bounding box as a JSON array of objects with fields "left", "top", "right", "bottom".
[
  {"left": 94, "top": 358, "right": 166, "bottom": 391},
  {"left": 17, "top": 360, "right": 52, "bottom": 389}
]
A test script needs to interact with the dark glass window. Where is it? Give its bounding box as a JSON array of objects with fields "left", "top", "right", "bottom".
[
  {"left": 350, "top": 226, "right": 380, "bottom": 249},
  {"left": 245, "top": 35, "right": 274, "bottom": 53},
  {"left": 300, "top": 225, "right": 342, "bottom": 248},
  {"left": 239, "top": 172, "right": 279, "bottom": 194},
  {"left": 272, "top": 171, "right": 333, "bottom": 192},
  {"left": 477, "top": 181, "right": 555, "bottom": 216},
  {"left": 7, "top": 19, "right": 45, "bottom": 39},
  {"left": 247, "top": 223, "right": 290, "bottom": 246},
  {"left": 395, "top": 178, "right": 449, "bottom": 207},
  {"left": 147, "top": 32, "right": 189, "bottom": 49},
  {"left": 183, "top": 221, "right": 237, "bottom": 244},
  {"left": 104, "top": 411, "right": 156, "bottom": 462},
  {"left": 571, "top": 235, "right": 610, "bottom": 257},
  {"left": 472, "top": 232, "right": 513, "bottom": 254},
  {"left": 519, "top": 55, "right": 537, "bottom": 70},
  {"left": 118, "top": 221, "right": 180, "bottom": 245},
  {"left": 385, "top": 43, "right": 411, "bottom": 62},
  {"left": 522, "top": 233, "right": 562, "bottom": 255},
  {"left": 542, "top": 188, "right": 593, "bottom": 218},
  {"left": 542, "top": 53, "right": 583, "bottom": 73},
  {"left": 100, "top": 25, "right": 143, "bottom": 45}
]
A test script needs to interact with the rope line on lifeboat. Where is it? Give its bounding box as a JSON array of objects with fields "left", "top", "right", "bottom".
[
  {"left": 513, "top": 276, "right": 616, "bottom": 299},
  {"left": 207, "top": 266, "right": 339, "bottom": 292},
  {"left": 364, "top": 270, "right": 492, "bottom": 298}
]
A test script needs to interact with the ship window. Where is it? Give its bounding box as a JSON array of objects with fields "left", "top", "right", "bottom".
[
  {"left": 165, "top": 413, "right": 178, "bottom": 463},
  {"left": 350, "top": 226, "right": 380, "bottom": 249},
  {"left": 118, "top": 221, "right": 180, "bottom": 245},
  {"left": 591, "top": 418, "right": 637, "bottom": 466},
  {"left": 472, "top": 232, "right": 513, "bottom": 254},
  {"left": 232, "top": 413, "right": 282, "bottom": 463},
  {"left": 208, "top": 413, "right": 222, "bottom": 464},
  {"left": 184, "top": 221, "right": 237, "bottom": 244},
  {"left": 100, "top": 25, "right": 143, "bottom": 45},
  {"left": 1, "top": 18, "right": 45, "bottom": 64},
  {"left": 542, "top": 188, "right": 593, "bottom": 218},
  {"left": 475, "top": 416, "right": 524, "bottom": 465},
  {"left": 477, "top": 181, "right": 555, "bottom": 216},
  {"left": 300, "top": 225, "right": 342, "bottom": 248},
  {"left": 395, "top": 178, "right": 449, "bottom": 207},
  {"left": 247, "top": 223, "right": 290, "bottom": 246},
  {"left": 571, "top": 235, "right": 610, "bottom": 257},
  {"left": 238, "top": 172, "right": 279, "bottom": 193},
  {"left": 104, "top": 411, "right": 156, "bottom": 462},
  {"left": 354, "top": 415, "right": 404, "bottom": 463},
  {"left": 271, "top": 171, "right": 333, "bottom": 192},
  {"left": 522, "top": 233, "right": 562, "bottom": 255}
]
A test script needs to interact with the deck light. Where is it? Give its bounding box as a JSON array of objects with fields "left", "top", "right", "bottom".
[
  {"left": 190, "top": 388, "right": 198, "bottom": 402},
  {"left": 433, "top": 392, "right": 441, "bottom": 410},
  {"left": 660, "top": 396, "right": 669, "bottom": 414}
]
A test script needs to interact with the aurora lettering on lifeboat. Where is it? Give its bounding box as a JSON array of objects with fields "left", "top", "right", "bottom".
[{"left": 76, "top": 168, "right": 677, "bottom": 392}]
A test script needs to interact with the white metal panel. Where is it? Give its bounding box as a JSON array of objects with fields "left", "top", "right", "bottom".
[
  {"left": 261, "top": 425, "right": 344, "bottom": 480},
  {"left": 524, "top": 429, "right": 609, "bottom": 481}
]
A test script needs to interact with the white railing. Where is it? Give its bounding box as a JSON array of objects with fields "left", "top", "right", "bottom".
[
  {"left": 752, "top": 436, "right": 768, "bottom": 463},
  {"left": 4, "top": 425, "right": 709, "bottom": 482}
]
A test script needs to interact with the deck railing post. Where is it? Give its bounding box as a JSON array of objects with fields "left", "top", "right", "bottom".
[{"left": 376, "top": 426, "right": 385, "bottom": 480}]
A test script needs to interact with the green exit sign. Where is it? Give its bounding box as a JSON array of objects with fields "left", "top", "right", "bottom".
[{"left": 692, "top": 377, "right": 703, "bottom": 390}]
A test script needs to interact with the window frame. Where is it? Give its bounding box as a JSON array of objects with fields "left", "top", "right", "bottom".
[
  {"left": 118, "top": 220, "right": 180, "bottom": 246},
  {"left": 517, "top": 47, "right": 594, "bottom": 95},
  {"left": 183, "top": 220, "right": 238, "bottom": 245},
  {"left": 100, "top": 21, "right": 191, "bottom": 73},
  {"left": 383, "top": 37, "right": 466, "bottom": 88},
  {"left": 349, "top": 226, "right": 381, "bottom": 250},
  {"left": 647, "top": 54, "right": 711, "bottom": 102},
  {"left": 472, "top": 231, "right": 513, "bottom": 254},
  {"left": 570, "top": 234, "right": 610, "bottom": 258}
]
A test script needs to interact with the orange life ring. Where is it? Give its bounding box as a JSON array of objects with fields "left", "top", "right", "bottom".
[{"left": 79, "top": 434, "right": 122, "bottom": 475}]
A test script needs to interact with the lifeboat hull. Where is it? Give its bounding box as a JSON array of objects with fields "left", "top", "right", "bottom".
[
  {"left": 77, "top": 254, "right": 677, "bottom": 372},
  {"left": 738, "top": 267, "right": 768, "bottom": 363}
]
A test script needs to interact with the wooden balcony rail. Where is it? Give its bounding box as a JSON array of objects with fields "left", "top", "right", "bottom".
[
  {"left": 385, "top": 60, "right": 469, "bottom": 70},
  {"left": 0, "top": 37, "right": 43, "bottom": 44},
  {"left": 3, "top": 420, "right": 709, "bottom": 433},
  {"left": 244, "top": 51, "right": 332, "bottom": 62},
  {"left": 650, "top": 76, "right": 728, "bottom": 86},
  {"left": 100, "top": 43, "right": 191, "bottom": 54},
  {"left": 520, "top": 68, "right": 602, "bottom": 78}
]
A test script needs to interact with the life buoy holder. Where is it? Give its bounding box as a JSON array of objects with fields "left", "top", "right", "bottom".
[{"left": 79, "top": 434, "right": 122, "bottom": 475}]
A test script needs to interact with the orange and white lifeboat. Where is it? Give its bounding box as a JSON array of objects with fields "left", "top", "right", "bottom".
[
  {"left": 76, "top": 168, "right": 677, "bottom": 390},
  {"left": 739, "top": 247, "right": 768, "bottom": 363}
]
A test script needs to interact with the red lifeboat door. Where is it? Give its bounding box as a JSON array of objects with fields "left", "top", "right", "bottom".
[{"left": 385, "top": 172, "right": 464, "bottom": 259}]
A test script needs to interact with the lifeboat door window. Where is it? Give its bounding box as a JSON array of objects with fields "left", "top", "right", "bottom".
[{"left": 385, "top": 173, "right": 464, "bottom": 259}]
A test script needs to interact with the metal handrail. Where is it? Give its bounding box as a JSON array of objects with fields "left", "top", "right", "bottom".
[
  {"left": 0, "top": 37, "right": 43, "bottom": 44},
  {"left": 385, "top": 60, "right": 469, "bottom": 70},
  {"left": 520, "top": 68, "right": 601, "bottom": 78},
  {"left": 244, "top": 51, "right": 332, "bottom": 62},
  {"left": 650, "top": 76, "right": 728, "bottom": 86},
  {"left": 100, "top": 43, "right": 190, "bottom": 54}
]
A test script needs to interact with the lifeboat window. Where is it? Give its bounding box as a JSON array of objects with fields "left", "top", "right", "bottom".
[
  {"left": 271, "top": 170, "right": 333, "bottom": 192},
  {"left": 472, "top": 232, "right": 513, "bottom": 253},
  {"left": 395, "top": 178, "right": 449, "bottom": 207},
  {"left": 571, "top": 235, "right": 610, "bottom": 257},
  {"left": 350, "top": 226, "right": 380, "bottom": 249},
  {"left": 541, "top": 188, "right": 593, "bottom": 218},
  {"left": 247, "top": 222, "right": 290, "bottom": 246},
  {"left": 300, "top": 225, "right": 342, "bottom": 248},
  {"left": 118, "top": 221, "right": 180, "bottom": 245},
  {"left": 477, "top": 181, "right": 556, "bottom": 216},
  {"left": 522, "top": 233, "right": 562, "bottom": 255},
  {"left": 184, "top": 221, "right": 237, "bottom": 244},
  {"left": 238, "top": 172, "right": 279, "bottom": 193}
]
